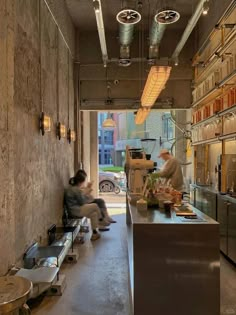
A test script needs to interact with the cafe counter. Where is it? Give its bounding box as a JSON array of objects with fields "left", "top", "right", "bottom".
[{"left": 126, "top": 198, "right": 220, "bottom": 315}]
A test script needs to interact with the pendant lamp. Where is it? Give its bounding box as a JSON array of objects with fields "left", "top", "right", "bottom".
[{"left": 102, "top": 113, "right": 116, "bottom": 129}]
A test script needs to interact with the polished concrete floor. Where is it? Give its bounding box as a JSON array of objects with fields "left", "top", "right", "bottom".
[
  {"left": 31, "top": 207, "right": 131, "bottom": 315},
  {"left": 220, "top": 255, "right": 236, "bottom": 314},
  {"left": 31, "top": 202, "right": 236, "bottom": 315}
]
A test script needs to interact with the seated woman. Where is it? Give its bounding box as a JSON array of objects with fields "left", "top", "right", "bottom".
[
  {"left": 75, "top": 169, "right": 117, "bottom": 224},
  {"left": 64, "top": 171, "right": 109, "bottom": 241}
]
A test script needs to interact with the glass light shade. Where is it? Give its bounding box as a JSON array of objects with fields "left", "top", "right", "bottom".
[
  {"left": 135, "top": 108, "right": 151, "bottom": 125},
  {"left": 43, "top": 115, "right": 51, "bottom": 131},
  {"left": 60, "top": 124, "right": 66, "bottom": 138},
  {"left": 57, "top": 122, "right": 66, "bottom": 140},
  {"left": 67, "top": 128, "right": 76, "bottom": 143},
  {"left": 39, "top": 112, "right": 51, "bottom": 136},
  {"left": 102, "top": 118, "right": 116, "bottom": 129},
  {"left": 71, "top": 130, "right": 76, "bottom": 141},
  {"left": 141, "top": 66, "right": 172, "bottom": 107}
]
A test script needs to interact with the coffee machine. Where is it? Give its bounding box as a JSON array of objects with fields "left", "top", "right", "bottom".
[{"left": 125, "top": 146, "right": 156, "bottom": 194}]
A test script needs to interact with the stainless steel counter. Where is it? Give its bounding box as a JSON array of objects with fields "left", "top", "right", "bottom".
[
  {"left": 128, "top": 202, "right": 217, "bottom": 225},
  {"left": 126, "top": 198, "right": 220, "bottom": 315}
]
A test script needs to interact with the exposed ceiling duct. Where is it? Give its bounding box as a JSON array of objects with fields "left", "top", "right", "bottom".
[
  {"left": 148, "top": 8, "right": 180, "bottom": 62},
  {"left": 93, "top": 0, "right": 108, "bottom": 67},
  {"left": 172, "top": 0, "right": 208, "bottom": 65},
  {"left": 148, "top": 20, "right": 167, "bottom": 62},
  {"left": 116, "top": 8, "right": 141, "bottom": 66}
]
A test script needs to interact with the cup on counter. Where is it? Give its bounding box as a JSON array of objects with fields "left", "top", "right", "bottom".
[{"left": 163, "top": 201, "right": 173, "bottom": 215}]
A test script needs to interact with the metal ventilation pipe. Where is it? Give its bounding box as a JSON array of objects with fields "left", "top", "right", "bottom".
[
  {"left": 172, "top": 0, "right": 207, "bottom": 64},
  {"left": 116, "top": 8, "right": 141, "bottom": 66},
  {"left": 119, "top": 24, "right": 134, "bottom": 64},
  {"left": 149, "top": 19, "right": 167, "bottom": 61}
]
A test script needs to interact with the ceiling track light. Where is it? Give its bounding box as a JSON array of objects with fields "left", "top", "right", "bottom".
[
  {"left": 202, "top": 1, "right": 209, "bottom": 15},
  {"left": 93, "top": 0, "right": 100, "bottom": 13},
  {"left": 174, "top": 57, "right": 179, "bottom": 66}
]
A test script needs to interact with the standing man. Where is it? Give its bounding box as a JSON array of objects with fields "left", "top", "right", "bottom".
[{"left": 157, "top": 149, "right": 184, "bottom": 191}]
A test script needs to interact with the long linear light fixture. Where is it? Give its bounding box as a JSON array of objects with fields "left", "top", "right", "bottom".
[
  {"left": 135, "top": 108, "right": 151, "bottom": 125},
  {"left": 93, "top": 0, "right": 108, "bottom": 67},
  {"left": 141, "top": 66, "right": 172, "bottom": 107}
]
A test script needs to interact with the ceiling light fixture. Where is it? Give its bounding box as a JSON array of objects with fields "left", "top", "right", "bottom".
[
  {"left": 93, "top": 0, "right": 108, "bottom": 67},
  {"left": 102, "top": 113, "right": 116, "bottom": 129},
  {"left": 141, "top": 66, "right": 172, "bottom": 107},
  {"left": 174, "top": 57, "right": 179, "bottom": 66},
  {"left": 93, "top": 0, "right": 100, "bottom": 13},
  {"left": 202, "top": 1, "right": 209, "bottom": 15},
  {"left": 135, "top": 108, "right": 151, "bottom": 125}
]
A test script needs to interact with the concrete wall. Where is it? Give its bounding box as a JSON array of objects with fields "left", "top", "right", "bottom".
[
  {"left": 0, "top": 0, "right": 75, "bottom": 275},
  {"left": 0, "top": 0, "right": 16, "bottom": 275}
]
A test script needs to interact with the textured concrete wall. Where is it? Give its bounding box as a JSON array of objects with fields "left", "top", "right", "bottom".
[
  {"left": 0, "top": 0, "right": 16, "bottom": 275},
  {"left": 0, "top": 0, "right": 75, "bottom": 275}
]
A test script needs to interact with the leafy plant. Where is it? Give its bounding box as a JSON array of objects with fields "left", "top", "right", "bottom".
[{"left": 146, "top": 173, "right": 160, "bottom": 190}]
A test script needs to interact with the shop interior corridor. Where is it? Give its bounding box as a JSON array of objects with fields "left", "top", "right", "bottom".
[
  {"left": 28, "top": 196, "right": 236, "bottom": 315},
  {"left": 31, "top": 201, "right": 131, "bottom": 315}
]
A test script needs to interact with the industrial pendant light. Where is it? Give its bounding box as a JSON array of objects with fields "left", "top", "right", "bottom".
[
  {"left": 102, "top": 67, "right": 116, "bottom": 129},
  {"left": 102, "top": 112, "right": 116, "bottom": 129}
]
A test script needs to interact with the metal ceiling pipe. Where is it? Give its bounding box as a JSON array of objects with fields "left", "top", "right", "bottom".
[
  {"left": 93, "top": 0, "right": 108, "bottom": 67},
  {"left": 172, "top": 0, "right": 206, "bottom": 63},
  {"left": 149, "top": 19, "right": 167, "bottom": 60},
  {"left": 119, "top": 24, "right": 134, "bottom": 61}
]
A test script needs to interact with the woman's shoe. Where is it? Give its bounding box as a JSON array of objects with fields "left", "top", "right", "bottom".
[
  {"left": 91, "top": 233, "right": 101, "bottom": 241},
  {"left": 108, "top": 218, "right": 117, "bottom": 223},
  {"left": 98, "top": 226, "right": 110, "bottom": 232},
  {"left": 100, "top": 219, "right": 110, "bottom": 226}
]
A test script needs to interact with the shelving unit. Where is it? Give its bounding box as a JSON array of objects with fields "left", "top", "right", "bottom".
[{"left": 190, "top": 4, "right": 236, "bottom": 191}]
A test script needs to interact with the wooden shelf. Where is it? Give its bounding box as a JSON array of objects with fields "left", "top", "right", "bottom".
[
  {"left": 192, "top": 138, "right": 221, "bottom": 146},
  {"left": 192, "top": 69, "right": 236, "bottom": 109},
  {"left": 191, "top": 114, "right": 219, "bottom": 128}
]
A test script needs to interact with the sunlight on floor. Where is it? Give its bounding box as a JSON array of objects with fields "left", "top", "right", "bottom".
[{"left": 109, "top": 207, "right": 126, "bottom": 216}]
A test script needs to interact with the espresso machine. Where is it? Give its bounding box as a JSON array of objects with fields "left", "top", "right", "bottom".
[{"left": 125, "top": 146, "right": 156, "bottom": 194}]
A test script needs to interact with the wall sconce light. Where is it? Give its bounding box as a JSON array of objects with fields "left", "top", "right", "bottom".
[
  {"left": 141, "top": 66, "right": 172, "bottom": 107},
  {"left": 57, "top": 122, "right": 66, "bottom": 140},
  {"left": 39, "top": 112, "right": 51, "bottom": 136},
  {"left": 67, "top": 128, "right": 76, "bottom": 143}
]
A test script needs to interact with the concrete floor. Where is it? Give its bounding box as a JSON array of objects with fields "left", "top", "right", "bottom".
[
  {"left": 31, "top": 207, "right": 131, "bottom": 315},
  {"left": 30, "top": 193, "right": 236, "bottom": 315}
]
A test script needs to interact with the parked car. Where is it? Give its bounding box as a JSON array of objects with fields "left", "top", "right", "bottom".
[{"left": 99, "top": 171, "right": 126, "bottom": 194}]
